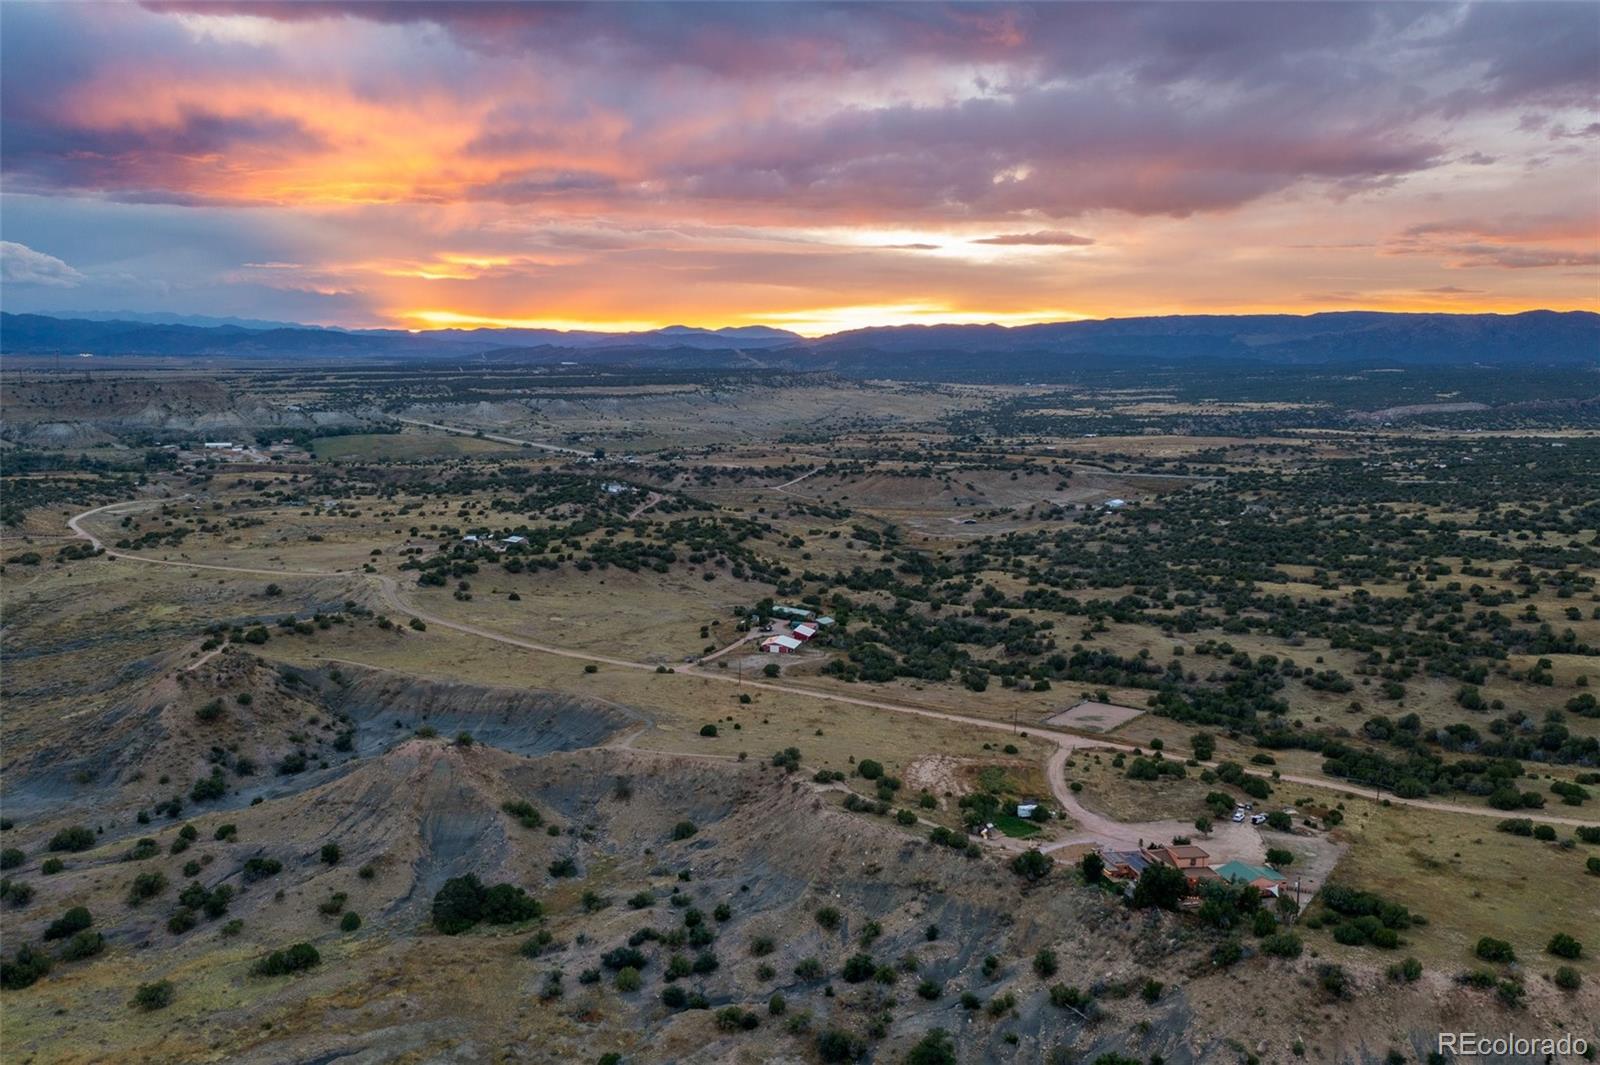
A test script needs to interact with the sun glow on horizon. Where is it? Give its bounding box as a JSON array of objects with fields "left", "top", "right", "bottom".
[
  {"left": 400, "top": 309, "right": 672, "bottom": 334},
  {"left": 395, "top": 303, "right": 1102, "bottom": 337},
  {"left": 2, "top": 2, "right": 1594, "bottom": 328},
  {"left": 757, "top": 304, "right": 1094, "bottom": 336}
]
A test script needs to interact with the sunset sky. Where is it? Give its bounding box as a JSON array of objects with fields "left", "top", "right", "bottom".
[{"left": 2, "top": 1, "right": 1597, "bottom": 335}]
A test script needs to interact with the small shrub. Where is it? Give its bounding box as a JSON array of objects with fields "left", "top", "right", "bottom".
[
  {"left": 432, "top": 875, "right": 488, "bottom": 934},
  {"left": 126, "top": 871, "right": 167, "bottom": 905},
  {"left": 60, "top": 930, "right": 105, "bottom": 961},
  {"left": 1318, "top": 963, "right": 1351, "bottom": 999},
  {"left": 1010, "top": 848, "right": 1053, "bottom": 881},
  {"left": 252, "top": 943, "right": 320, "bottom": 977},
  {"left": 1212, "top": 939, "right": 1244, "bottom": 968},
  {"left": 1547, "top": 933, "right": 1582, "bottom": 959},
  {"left": 44, "top": 906, "right": 93, "bottom": 941},
  {"left": 842, "top": 953, "right": 875, "bottom": 982},
  {"left": 1387, "top": 956, "right": 1423, "bottom": 983},
  {"left": 816, "top": 1029, "right": 865, "bottom": 1063},
  {"left": 131, "top": 979, "right": 174, "bottom": 1010},
  {"left": 1261, "top": 933, "right": 1303, "bottom": 958},
  {"left": 1474, "top": 937, "right": 1515, "bottom": 963},
  {"left": 1, "top": 944, "right": 51, "bottom": 989},
  {"left": 47, "top": 826, "right": 96, "bottom": 853}
]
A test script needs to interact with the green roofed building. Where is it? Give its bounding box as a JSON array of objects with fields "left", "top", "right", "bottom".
[{"left": 1214, "top": 860, "right": 1287, "bottom": 892}]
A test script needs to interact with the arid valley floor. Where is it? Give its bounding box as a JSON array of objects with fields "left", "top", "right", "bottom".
[{"left": 1, "top": 363, "right": 1597, "bottom": 1064}]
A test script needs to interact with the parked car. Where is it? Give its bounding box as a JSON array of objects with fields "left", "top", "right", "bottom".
[
  {"left": 1250, "top": 813, "right": 1267, "bottom": 825},
  {"left": 1232, "top": 810, "right": 1246, "bottom": 823}
]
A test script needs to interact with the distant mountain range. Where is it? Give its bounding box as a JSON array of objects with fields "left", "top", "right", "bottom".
[{"left": 2, "top": 310, "right": 1595, "bottom": 374}]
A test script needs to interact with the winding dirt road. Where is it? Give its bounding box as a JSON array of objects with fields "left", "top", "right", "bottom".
[
  {"left": 67, "top": 501, "right": 1599, "bottom": 850},
  {"left": 770, "top": 466, "right": 823, "bottom": 494},
  {"left": 393, "top": 417, "right": 590, "bottom": 457}
]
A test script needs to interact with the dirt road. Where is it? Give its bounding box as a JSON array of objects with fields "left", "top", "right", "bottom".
[
  {"left": 770, "top": 466, "right": 823, "bottom": 493},
  {"left": 697, "top": 629, "right": 763, "bottom": 664},
  {"left": 67, "top": 502, "right": 1600, "bottom": 852},
  {"left": 625, "top": 491, "right": 664, "bottom": 521},
  {"left": 394, "top": 417, "right": 590, "bottom": 457}
]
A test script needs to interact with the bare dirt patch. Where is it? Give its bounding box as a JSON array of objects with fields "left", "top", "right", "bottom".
[
  {"left": 902, "top": 753, "right": 980, "bottom": 799},
  {"left": 1044, "top": 699, "right": 1146, "bottom": 732}
]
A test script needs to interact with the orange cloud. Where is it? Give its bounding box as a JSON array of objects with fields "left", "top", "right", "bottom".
[{"left": 1, "top": 1, "right": 1594, "bottom": 330}]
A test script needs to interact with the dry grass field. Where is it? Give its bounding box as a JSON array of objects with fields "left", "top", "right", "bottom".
[{"left": 3, "top": 368, "right": 1597, "bottom": 1063}]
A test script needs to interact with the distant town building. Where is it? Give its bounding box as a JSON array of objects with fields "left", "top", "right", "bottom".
[{"left": 761, "top": 634, "right": 802, "bottom": 653}]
